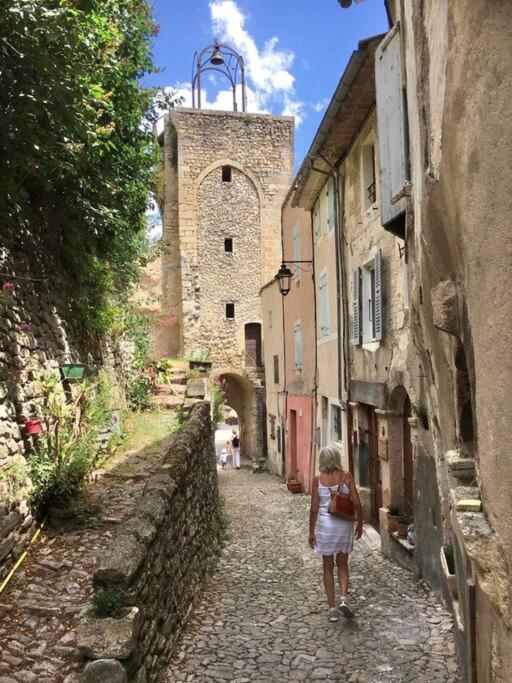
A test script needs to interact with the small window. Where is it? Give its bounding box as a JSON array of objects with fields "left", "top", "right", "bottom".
[
  {"left": 225, "top": 302, "right": 235, "bottom": 319},
  {"left": 222, "top": 165, "right": 232, "bottom": 182},
  {"left": 361, "top": 143, "right": 376, "bottom": 211},
  {"left": 224, "top": 237, "right": 233, "bottom": 253},
  {"left": 273, "top": 355, "right": 279, "bottom": 384},
  {"left": 331, "top": 404, "right": 342, "bottom": 442},
  {"left": 269, "top": 415, "right": 276, "bottom": 440}
]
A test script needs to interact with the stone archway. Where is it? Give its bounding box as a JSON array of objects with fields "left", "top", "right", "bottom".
[{"left": 217, "top": 369, "right": 266, "bottom": 466}]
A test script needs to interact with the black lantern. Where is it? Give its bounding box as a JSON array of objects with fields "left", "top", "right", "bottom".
[{"left": 275, "top": 262, "right": 293, "bottom": 296}]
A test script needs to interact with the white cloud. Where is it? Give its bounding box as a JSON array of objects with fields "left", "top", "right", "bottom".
[
  {"left": 161, "top": 1, "right": 304, "bottom": 127},
  {"left": 312, "top": 98, "right": 329, "bottom": 113}
]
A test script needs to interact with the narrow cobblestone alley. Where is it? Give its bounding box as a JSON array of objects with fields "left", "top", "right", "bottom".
[{"left": 165, "top": 466, "right": 462, "bottom": 683}]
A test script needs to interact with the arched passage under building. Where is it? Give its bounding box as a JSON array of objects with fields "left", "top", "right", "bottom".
[{"left": 216, "top": 369, "right": 266, "bottom": 466}]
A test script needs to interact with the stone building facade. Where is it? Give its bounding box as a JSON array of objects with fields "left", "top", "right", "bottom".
[{"left": 149, "top": 108, "right": 294, "bottom": 369}]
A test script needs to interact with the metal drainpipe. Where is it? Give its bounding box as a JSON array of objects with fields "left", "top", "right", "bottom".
[
  {"left": 280, "top": 201, "right": 288, "bottom": 479},
  {"left": 317, "top": 154, "right": 344, "bottom": 407},
  {"left": 310, "top": 204, "right": 319, "bottom": 484}
]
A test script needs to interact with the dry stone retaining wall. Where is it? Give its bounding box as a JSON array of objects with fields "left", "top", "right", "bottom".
[
  {"left": 0, "top": 245, "right": 134, "bottom": 582},
  {"left": 78, "top": 400, "right": 219, "bottom": 682}
]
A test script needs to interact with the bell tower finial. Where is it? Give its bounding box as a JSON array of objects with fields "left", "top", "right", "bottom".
[{"left": 192, "top": 41, "right": 247, "bottom": 112}]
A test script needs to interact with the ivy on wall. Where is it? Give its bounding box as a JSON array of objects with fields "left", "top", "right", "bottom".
[{"left": 0, "top": 0, "right": 178, "bottom": 333}]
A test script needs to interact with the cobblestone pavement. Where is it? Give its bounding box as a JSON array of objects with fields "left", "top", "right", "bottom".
[
  {"left": 165, "top": 465, "right": 462, "bottom": 683},
  {"left": 0, "top": 412, "right": 175, "bottom": 683}
]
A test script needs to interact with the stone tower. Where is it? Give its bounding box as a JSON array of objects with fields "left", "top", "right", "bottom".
[{"left": 153, "top": 108, "right": 294, "bottom": 367}]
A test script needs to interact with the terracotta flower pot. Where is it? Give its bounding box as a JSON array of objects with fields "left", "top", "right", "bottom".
[
  {"left": 287, "top": 480, "right": 303, "bottom": 494},
  {"left": 24, "top": 419, "right": 42, "bottom": 435},
  {"left": 396, "top": 518, "right": 410, "bottom": 538},
  {"left": 387, "top": 513, "right": 402, "bottom": 532}
]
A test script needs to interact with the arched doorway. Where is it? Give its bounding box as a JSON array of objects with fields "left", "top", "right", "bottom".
[
  {"left": 244, "top": 323, "right": 262, "bottom": 368},
  {"left": 216, "top": 369, "right": 266, "bottom": 465}
]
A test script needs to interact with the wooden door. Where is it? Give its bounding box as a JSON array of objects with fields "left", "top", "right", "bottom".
[
  {"left": 403, "top": 397, "right": 414, "bottom": 518},
  {"left": 368, "top": 407, "right": 382, "bottom": 529},
  {"left": 289, "top": 410, "right": 297, "bottom": 478},
  {"left": 244, "top": 323, "right": 261, "bottom": 367}
]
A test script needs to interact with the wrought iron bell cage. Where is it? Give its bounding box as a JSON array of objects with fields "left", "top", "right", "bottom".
[{"left": 192, "top": 42, "right": 247, "bottom": 112}]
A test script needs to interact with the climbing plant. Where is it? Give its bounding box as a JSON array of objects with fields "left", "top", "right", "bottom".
[{"left": 0, "top": 0, "right": 179, "bottom": 332}]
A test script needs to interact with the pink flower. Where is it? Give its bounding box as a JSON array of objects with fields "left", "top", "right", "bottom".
[
  {"left": 145, "top": 368, "right": 156, "bottom": 378},
  {"left": 2, "top": 282, "right": 15, "bottom": 291},
  {"left": 19, "top": 323, "right": 32, "bottom": 333},
  {"left": 161, "top": 351, "right": 169, "bottom": 357},
  {"left": 223, "top": 398, "right": 228, "bottom": 404}
]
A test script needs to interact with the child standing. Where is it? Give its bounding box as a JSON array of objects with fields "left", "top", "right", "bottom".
[{"left": 219, "top": 448, "right": 228, "bottom": 470}]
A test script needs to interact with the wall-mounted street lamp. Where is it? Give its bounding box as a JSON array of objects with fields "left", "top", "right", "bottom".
[{"left": 275, "top": 261, "right": 313, "bottom": 296}]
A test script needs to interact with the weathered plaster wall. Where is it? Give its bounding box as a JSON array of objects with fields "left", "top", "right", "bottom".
[
  {"left": 403, "top": 1, "right": 512, "bottom": 679},
  {"left": 78, "top": 401, "right": 218, "bottom": 682},
  {"left": 0, "top": 245, "right": 133, "bottom": 582}
]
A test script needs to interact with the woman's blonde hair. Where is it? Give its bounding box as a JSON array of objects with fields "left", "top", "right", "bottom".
[{"left": 319, "top": 444, "right": 342, "bottom": 473}]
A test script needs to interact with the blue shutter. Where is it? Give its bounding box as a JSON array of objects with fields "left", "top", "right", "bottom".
[
  {"left": 351, "top": 267, "right": 362, "bottom": 345},
  {"left": 327, "top": 178, "right": 335, "bottom": 232},
  {"left": 375, "top": 26, "right": 407, "bottom": 226},
  {"left": 314, "top": 201, "right": 321, "bottom": 242},
  {"left": 294, "top": 324, "right": 303, "bottom": 370},
  {"left": 374, "top": 249, "right": 383, "bottom": 341},
  {"left": 320, "top": 273, "right": 329, "bottom": 335}
]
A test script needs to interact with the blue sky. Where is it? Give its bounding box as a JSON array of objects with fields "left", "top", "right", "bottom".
[{"left": 145, "top": 0, "right": 388, "bottom": 168}]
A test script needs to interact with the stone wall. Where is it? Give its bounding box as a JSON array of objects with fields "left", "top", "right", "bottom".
[
  {"left": 0, "top": 244, "right": 133, "bottom": 582},
  {"left": 147, "top": 108, "right": 294, "bottom": 363},
  {"left": 78, "top": 401, "right": 219, "bottom": 682}
]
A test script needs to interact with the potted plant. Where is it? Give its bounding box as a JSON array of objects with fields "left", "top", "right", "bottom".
[
  {"left": 287, "top": 477, "right": 303, "bottom": 494},
  {"left": 440, "top": 538, "right": 457, "bottom": 598},
  {"left": 412, "top": 402, "right": 429, "bottom": 430},
  {"left": 396, "top": 515, "right": 412, "bottom": 539},
  {"left": 60, "top": 363, "right": 87, "bottom": 381},
  {"left": 387, "top": 505, "right": 402, "bottom": 531},
  {"left": 24, "top": 418, "right": 43, "bottom": 435}
]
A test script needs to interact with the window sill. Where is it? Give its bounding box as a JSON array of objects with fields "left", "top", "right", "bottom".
[{"left": 388, "top": 528, "right": 414, "bottom": 555}]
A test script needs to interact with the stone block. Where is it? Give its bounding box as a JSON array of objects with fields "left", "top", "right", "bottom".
[
  {"left": 95, "top": 531, "right": 147, "bottom": 584},
  {"left": 77, "top": 607, "right": 140, "bottom": 660},
  {"left": 0, "top": 511, "right": 22, "bottom": 539},
  {"left": 431, "top": 280, "right": 459, "bottom": 335},
  {"left": 185, "top": 379, "right": 206, "bottom": 399},
  {"left": 81, "top": 659, "right": 127, "bottom": 683},
  {"left": 137, "top": 491, "right": 169, "bottom": 528}
]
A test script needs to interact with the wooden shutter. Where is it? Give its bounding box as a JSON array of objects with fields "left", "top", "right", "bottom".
[
  {"left": 351, "top": 267, "right": 362, "bottom": 345},
  {"left": 314, "top": 201, "right": 321, "bottom": 242},
  {"left": 374, "top": 249, "right": 383, "bottom": 341},
  {"left": 294, "top": 324, "right": 302, "bottom": 370},
  {"left": 320, "top": 272, "right": 329, "bottom": 335},
  {"left": 375, "top": 25, "right": 407, "bottom": 226}
]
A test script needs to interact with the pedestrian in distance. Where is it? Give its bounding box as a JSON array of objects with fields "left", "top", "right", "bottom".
[
  {"left": 231, "top": 430, "right": 241, "bottom": 469},
  {"left": 309, "top": 444, "right": 363, "bottom": 622},
  {"left": 219, "top": 448, "right": 228, "bottom": 470}
]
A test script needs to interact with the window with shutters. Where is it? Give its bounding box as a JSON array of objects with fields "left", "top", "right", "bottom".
[
  {"left": 327, "top": 178, "right": 335, "bottom": 233},
  {"left": 293, "top": 224, "right": 301, "bottom": 280},
  {"left": 294, "top": 322, "right": 303, "bottom": 371},
  {"left": 375, "top": 24, "right": 408, "bottom": 237},
  {"left": 319, "top": 271, "right": 329, "bottom": 336},
  {"left": 361, "top": 249, "right": 383, "bottom": 344},
  {"left": 351, "top": 267, "right": 362, "bottom": 346},
  {"left": 314, "top": 200, "right": 321, "bottom": 243}
]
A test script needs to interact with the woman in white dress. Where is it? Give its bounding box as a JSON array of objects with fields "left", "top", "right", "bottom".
[{"left": 308, "top": 444, "right": 363, "bottom": 622}]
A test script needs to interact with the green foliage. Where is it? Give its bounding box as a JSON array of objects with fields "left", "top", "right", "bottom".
[
  {"left": 388, "top": 505, "right": 401, "bottom": 517},
  {"left": 91, "top": 589, "right": 124, "bottom": 618},
  {"left": 0, "top": 1, "right": 181, "bottom": 332},
  {"left": 211, "top": 379, "right": 225, "bottom": 430},
  {"left": 0, "top": 456, "right": 29, "bottom": 500},
  {"left": 126, "top": 373, "right": 153, "bottom": 411},
  {"left": 155, "top": 357, "right": 173, "bottom": 383},
  {"left": 218, "top": 496, "right": 231, "bottom": 547},
  {"left": 186, "top": 369, "right": 199, "bottom": 380}
]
